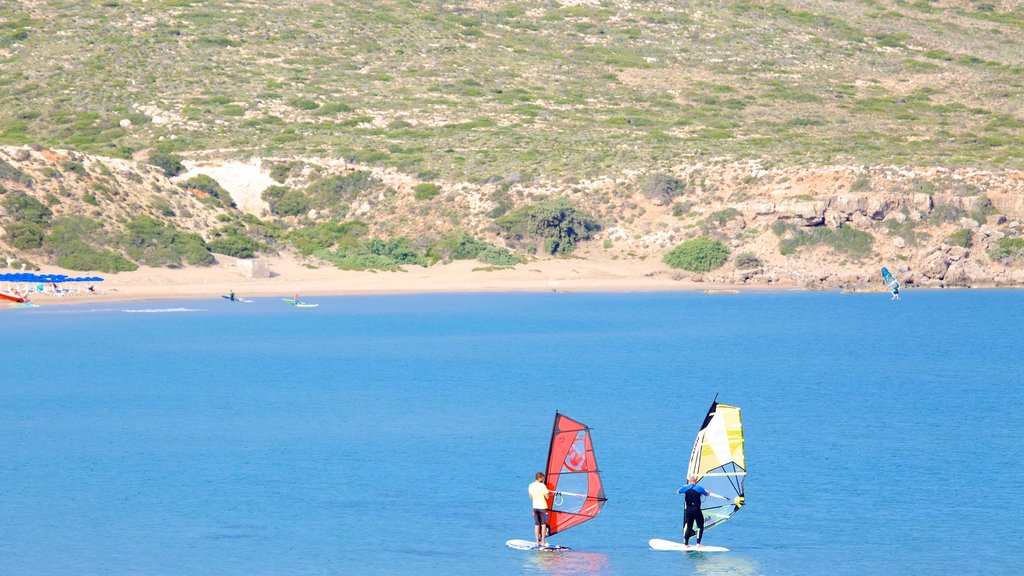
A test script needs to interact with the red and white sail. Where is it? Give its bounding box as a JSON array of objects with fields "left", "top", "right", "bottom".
[{"left": 544, "top": 412, "right": 607, "bottom": 535}]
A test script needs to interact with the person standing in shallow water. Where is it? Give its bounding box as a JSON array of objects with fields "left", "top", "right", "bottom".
[
  {"left": 528, "top": 472, "right": 551, "bottom": 547},
  {"left": 678, "top": 475, "right": 726, "bottom": 547}
]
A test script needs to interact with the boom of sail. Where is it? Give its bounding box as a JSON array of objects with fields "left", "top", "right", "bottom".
[
  {"left": 687, "top": 398, "right": 746, "bottom": 530},
  {"left": 544, "top": 412, "right": 607, "bottom": 536}
]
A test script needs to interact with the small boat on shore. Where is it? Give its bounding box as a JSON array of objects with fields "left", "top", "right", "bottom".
[{"left": 0, "top": 291, "right": 29, "bottom": 304}]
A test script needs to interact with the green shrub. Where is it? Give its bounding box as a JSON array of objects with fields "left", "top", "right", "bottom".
[
  {"left": 152, "top": 198, "right": 175, "bottom": 217},
  {"left": 0, "top": 158, "right": 33, "bottom": 186},
  {"left": 2, "top": 191, "right": 52, "bottom": 223},
  {"left": 239, "top": 214, "right": 286, "bottom": 245},
  {"left": 928, "top": 204, "right": 967, "bottom": 224},
  {"left": 207, "top": 234, "right": 262, "bottom": 258},
  {"left": 55, "top": 246, "right": 137, "bottom": 272},
  {"left": 495, "top": 198, "right": 599, "bottom": 255},
  {"left": 413, "top": 182, "right": 440, "bottom": 200},
  {"left": 43, "top": 216, "right": 137, "bottom": 272},
  {"left": 990, "top": 237, "right": 1024, "bottom": 260},
  {"left": 771, "top": 220, "right": 790, "bottom": 236},
  {"left": 778, "top": 224, "right": 875, "bottom": 258},
  {"left": 664, "top": 236, "right": 730, "bottom": 272},
  {"left": 428, "top": 232, "right": 488, "bottom": 262},
  {"left": 288, "top": 98, "right": 320, "bottom": 110},
  {"left": 123, "top": 215, "right": 213, "bottom": 267},
  {"left": 83, "top": 193, "right": 98, "bottom": 205},
  {"left": 734, "top": 251, "right": 762, "bottom": 269},
  {"left": 672, "top": 201, "right": 694, "bottom": 217},
  {"left": 365, "top": 237, "right": 426, "bottom": 266},
  {"left": 314, "top": 102, "right": 352, "bottom": 115},
  {"left": 269, "top": 162, "right": 302, "bottom": 183},
  {"left": 148, "top": 151, "right": 183, "bottom": 177},
  {"left": 61, "top": 160, "right": 87, "bottom": 175},
  {"left": 186, "top": 174, "right": 235, "bottom": 207},
  {"left": 945, "top": 228, "right": 972, "bottom": 248},
  {"left": 314, "top": 248, "right": 402, "bottom": 271},
  {"left": 706, "top": 207, "right": 741, "bottom": 227},
  {"left": 262, "top": 185, "right": 311, "bottom": 217},
  {"left": 307, "top": 172, "right": 381, "bottom": 206},
  {"left": 287, "top": 220, "right": 368, "bottom": 256},
  {"left": 884, "top": 219, "right": 927, "bottom": 246},
  {"left": 642, "top": 173, "right": 684, "bottom": 205},
  {"left": 477, "top": 246, "right": 520, "bottom": 266},
  {"left": 5, "top": 221, "right": 47, "bottom": 249},
  {"left": 826, "top": 226, "right": 871, "bottom": 255}
]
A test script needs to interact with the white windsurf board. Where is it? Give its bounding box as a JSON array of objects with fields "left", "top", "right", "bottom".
[
  {"left": 506, "top": 539, "right": 570, "bottom": 551},
  {"left": 649, "top": 538, "right": 729, "bottom": 552}
]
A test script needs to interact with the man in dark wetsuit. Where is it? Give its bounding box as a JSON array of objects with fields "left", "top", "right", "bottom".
[{"left": 677, "top": 475, "right": 725, "bottom": 547}]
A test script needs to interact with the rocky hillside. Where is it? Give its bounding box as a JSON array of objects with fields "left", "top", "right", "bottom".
[
  {"left": 2, "top": 1, "right": 1024, "bottom": 288},
  {"left": 2, "top": 144, "right": 1022, "bottom": 289}
]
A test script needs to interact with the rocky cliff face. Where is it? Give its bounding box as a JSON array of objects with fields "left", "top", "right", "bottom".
[{"left": 579, "top": 163, "right": 1024, "bottom": 289}]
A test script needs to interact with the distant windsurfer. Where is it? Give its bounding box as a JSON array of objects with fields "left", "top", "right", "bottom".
[
  {"left": 882, "top": 267, "right": 900, "bottom": 300},
  {"left": 229, "top": 290, "right": 236, "bottom": 302},
  {"left": 529, "top": 472, "right": 551, "bottom": 547},
  {"left": 678, "top": 475, "right": 727, "bottom": 547}
]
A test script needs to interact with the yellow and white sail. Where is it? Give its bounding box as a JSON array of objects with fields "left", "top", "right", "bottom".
[{"left": 686, "top": 398, "right": 746, "bottom": 529}]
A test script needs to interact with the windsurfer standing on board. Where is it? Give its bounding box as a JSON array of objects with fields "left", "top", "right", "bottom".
[
  {"left": 528, "top": 472, "right": 551, "bottom": 547},
  {"left": 678, "top": 475, "right": 726, "bottom": 547}
]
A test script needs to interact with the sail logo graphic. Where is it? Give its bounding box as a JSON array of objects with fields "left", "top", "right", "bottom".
[{"left": 564, "top": 440, "right": 587, "bottom": 472}]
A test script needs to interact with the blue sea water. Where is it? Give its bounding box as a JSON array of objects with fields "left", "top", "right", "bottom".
[{"left": 1, "top": 290, "right": 1021, "bottom": 575}]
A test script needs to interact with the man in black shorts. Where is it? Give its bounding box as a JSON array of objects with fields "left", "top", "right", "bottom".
[{"left": 528, "top": 472, "right": 551, "bottom": 547}]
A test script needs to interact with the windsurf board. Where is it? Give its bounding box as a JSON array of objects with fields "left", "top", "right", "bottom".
[
  {"left": 222, "top": 295, "right": 252, "bottom": 303},
  {"left": 506, "top": 539, "right": 570, "bottom": 551},
  {"left": 649, "top": 538, "right": 729, "bottom": 552}
]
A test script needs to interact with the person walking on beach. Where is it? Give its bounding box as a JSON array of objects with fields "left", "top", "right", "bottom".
[
  {"left": 678, "top": 475, "right": 726, "bottom": 547},
  {"left": 529, "top": 472, "right": 551, "bottom": 547}
]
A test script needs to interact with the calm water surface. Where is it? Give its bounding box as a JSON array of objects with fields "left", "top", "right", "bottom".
[{"left": 1, "top": 291, "right": 1021, "bottom": 575}]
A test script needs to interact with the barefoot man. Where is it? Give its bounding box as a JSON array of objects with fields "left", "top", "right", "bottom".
[{"left": 528, "top": 472, "right": 551, "bottom": 547}]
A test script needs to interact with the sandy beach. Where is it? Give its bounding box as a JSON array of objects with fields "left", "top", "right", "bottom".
[{"left": 4, "top": 255, "right": 798, "bottom": 307}]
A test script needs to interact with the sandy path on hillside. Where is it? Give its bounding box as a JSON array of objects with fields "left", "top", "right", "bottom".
[{"left": 10, "top": 255, "right": 795, "bottom": 307}]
